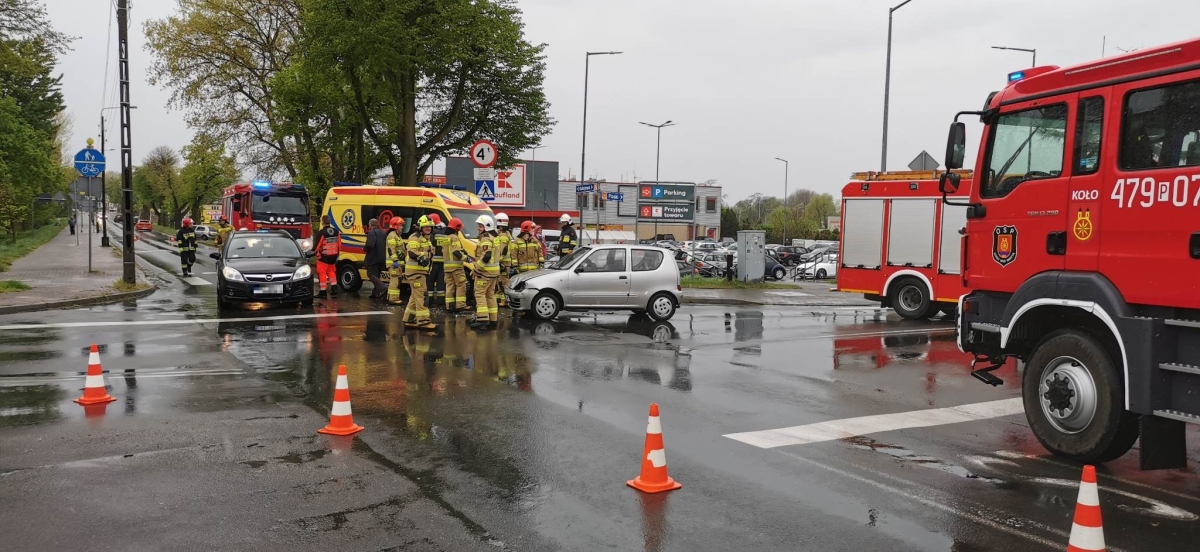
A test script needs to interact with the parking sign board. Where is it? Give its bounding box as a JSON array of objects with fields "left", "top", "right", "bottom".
[
  {"left": 637, "top": 203, "right": 694, "bottom": 222},
  {"left": 74, "top": 147, "right": 106, "bottom": 178}
]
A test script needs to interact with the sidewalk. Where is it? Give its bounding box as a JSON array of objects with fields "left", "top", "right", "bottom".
[
  {"left": 683, "top": 285, "right": 878, "bottom": 307},
  {"left": 0, "top": 226, "right": 155, "bottom": 314}
]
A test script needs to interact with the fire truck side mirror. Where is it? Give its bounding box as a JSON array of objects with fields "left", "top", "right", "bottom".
[
  {"left": 945, "top": 122, "right": 966, "bottom": 169},
  {"left": 939, "top": 173, "right": 961, "bottom": 194}
]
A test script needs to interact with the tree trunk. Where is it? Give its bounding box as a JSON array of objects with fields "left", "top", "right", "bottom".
[{"left": 397, "top": 69, "right": 419, "bottom": 187}]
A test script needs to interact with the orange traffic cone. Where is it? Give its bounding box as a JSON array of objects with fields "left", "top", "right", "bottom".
[
  {"left": 1067, "top": 465, "right": 1105, "bottom": 552},
  {"left": 318, "top": 365, "right": 364, "bottom": 436},
  {"left": 627, "top": 403, "right": 682, "bottom": 493},
  {"left": 75, "top": 344, "right": 116, "bottom": 405}
]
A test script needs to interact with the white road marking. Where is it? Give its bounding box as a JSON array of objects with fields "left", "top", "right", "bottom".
[
  {"left": 201, "top": 271, "right": 217, "bottom": 275},
  {"left": 183, "top": 277, "right": 211, "bottom": 286},
  {"left": 724, "top": 398, "right": 1023, "bottom": 449},
  {"left": 991, "top": 450, "right": 1200, "bottom": 504},
  {"left": 0, "top": 311, "right": 390, "bottom": 331}
]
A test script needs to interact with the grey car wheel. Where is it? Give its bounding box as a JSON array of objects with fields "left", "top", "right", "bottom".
[
  {"left": 648, "top": 293, "right": 676, "bottom": 321},
  {"left": 532, "top": 292, "right": 560, "bottom": 320}
]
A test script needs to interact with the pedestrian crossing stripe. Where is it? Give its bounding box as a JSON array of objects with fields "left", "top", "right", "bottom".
[
  {"left": 183, "top": 277, "right": 212, "bottom": 286},
  {"left": 476, "top": 181, "right": 495, "bottom": 200}
]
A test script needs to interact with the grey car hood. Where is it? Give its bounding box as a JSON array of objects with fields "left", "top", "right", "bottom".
[{"left": 510, "top": 268, "right": 559, "bottom": 286}]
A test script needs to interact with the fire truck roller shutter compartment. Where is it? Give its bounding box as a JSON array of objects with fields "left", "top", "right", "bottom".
[
  {"left": 886, "top": 199, "right": 937, "bottom": 268},
  {"left": 841, "top": 199, "right": 885, "bottom": 269},
  {"left": 938, "top": 204, "right": 969, "bottom": 275}
]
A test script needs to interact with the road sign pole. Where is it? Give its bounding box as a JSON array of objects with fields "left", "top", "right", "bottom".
[{"left": 87, "top": 178, "right": 93, "bottom": 273}]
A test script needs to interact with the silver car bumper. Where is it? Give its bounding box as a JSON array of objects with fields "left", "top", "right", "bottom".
[{"left": 505, "top": 287, "right": 539, "bottom": 311}]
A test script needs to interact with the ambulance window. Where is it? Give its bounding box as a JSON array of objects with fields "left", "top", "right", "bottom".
[
  {"left": 982, "top": 103, "right": 1068, "bottom": 198},
  {"left": 1120, "top": 80, "right": 1200, "bottom": 170},
  {"left": 1073, "top": 97, "right": 1104, "bottom": 176}
]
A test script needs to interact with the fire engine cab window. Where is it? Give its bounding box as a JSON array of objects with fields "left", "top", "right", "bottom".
[
  {"left": 252, "top": 194, "right": 308, "bottom": 217},
  {"left": 1120, "top": 81, "right": 1200, "bottom": 170},
  {"left": 1073, "top": 97, "right": 1104, "bottom": 175},
  {"left": 982, "top": 104, "right": 1067, "bottom": 198}
]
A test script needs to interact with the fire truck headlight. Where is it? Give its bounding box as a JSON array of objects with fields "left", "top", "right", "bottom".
[{"left": 269, "top": 216, "right": 276, "bottom": 222}]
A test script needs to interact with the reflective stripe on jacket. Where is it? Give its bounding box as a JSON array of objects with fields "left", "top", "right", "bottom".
[
  {"left": 444, "top": 232, "right": 465, "bottom": 270},
  {"left": 405, "top": 234, "right": 432, "bottom": 275},
  {"left": 386, "top": 231, "right": 406, "bottom": 269},
  {"left": 495, "top": 232, "right": 513, "bottom": 267},
  {"left": 474, "top": 235, "right": 500, "bottom": 278}
]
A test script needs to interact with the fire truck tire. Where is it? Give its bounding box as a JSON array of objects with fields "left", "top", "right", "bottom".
[
  {"left": 1022, "top": 329, "right": 1140, "bottom": 463},
  {"left": 338, "top": 262, "right": 363, "bottom": 293},
  {"left": 890, "top": 278, "right": 932, "bottom": 320}
]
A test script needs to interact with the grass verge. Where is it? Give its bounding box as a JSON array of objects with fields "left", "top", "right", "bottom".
[
  {"left": 680, "top": 275, "right": 795, "bottom": 289},
  {"left": 0, "top": 280, "right": 31, "bottom": 293},
  {"left": 0, "top": 224, "right": 64, "bottom": 272},
  {"left": 113, "top": 278, "right": 150, "bottom": 293}
]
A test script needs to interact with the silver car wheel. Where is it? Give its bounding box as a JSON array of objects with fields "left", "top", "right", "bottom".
[
  {"left": 534, "top": 294, "right": 559, "bottom": 319},
  {"left": 650, "top": 295, "right": 674, "bottom": 320}
]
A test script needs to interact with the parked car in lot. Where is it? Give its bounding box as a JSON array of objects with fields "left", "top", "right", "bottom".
[
  {"left": 773, "top": 245, "right": 809, "bottom": 266},
  {"left": 800, "top": 251, "right": 839, "bottom": 279},
  {"left": 134, "top": 219, "right": 152, "bottom": 231},
  {"left": 194, "top": 225, "right": 217, "bottom": 240},
  {"left": 209, "top": 230, "right": 315, "bottom": 310},
  {"left": 506, "top": 244, "right": 682, "bottom": 321}
]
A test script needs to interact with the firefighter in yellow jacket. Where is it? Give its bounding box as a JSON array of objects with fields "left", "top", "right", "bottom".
[
  {"left": 443, "top": 217, "right": 469, "bottom": 313},
  {"left": 514, "top": 221, "right": 544, "bottom": 273},
  {"left": 385, "top": 217, "right": 406, "bottom": 305},
  {"left": 493, "top": 212, "right": 512, "bottom": 307},
  {"left": 470, "top": 215, "right": 501, "bottom": 331},
  {"left": 403, "top": 216, "right": 437, "bottom": 330}
]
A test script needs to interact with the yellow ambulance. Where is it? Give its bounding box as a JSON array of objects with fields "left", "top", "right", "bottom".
[{"left": 321, "top": 184, "right": 495, "bottom": 292}]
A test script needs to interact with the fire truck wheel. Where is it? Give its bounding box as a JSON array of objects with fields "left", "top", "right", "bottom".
[
  {"left": 338, "top": 263, "right": 363, "bottom": 293},
  {"left": 1022, "top": 329, "right": 1140, "bottom": 463},
  {"left": 890, "top": 278, "right": 932, "bottom": 320}
]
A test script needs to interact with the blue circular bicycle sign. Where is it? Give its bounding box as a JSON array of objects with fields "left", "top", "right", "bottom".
[{"left": 74, "top": 147, "right": 106, "bottom": 178}]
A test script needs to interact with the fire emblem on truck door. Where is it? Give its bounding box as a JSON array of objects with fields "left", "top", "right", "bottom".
[
  {"left": 992, "top": 226, "right": 1018, "bottom": 266},
  {"left": 1073, "top": 209, "right": 1093, "bottom": 241}
]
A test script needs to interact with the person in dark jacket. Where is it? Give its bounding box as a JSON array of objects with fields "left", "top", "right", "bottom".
[
  {"left": 363, "top": 218, "right": 388, "bottom": 298},
  {"left": 176, "top": 218, "right": 198, "bottom": 277}
]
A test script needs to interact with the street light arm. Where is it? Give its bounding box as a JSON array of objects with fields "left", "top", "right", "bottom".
[{"left": 891, "top": 0, "right": 913, "bottom": 12}]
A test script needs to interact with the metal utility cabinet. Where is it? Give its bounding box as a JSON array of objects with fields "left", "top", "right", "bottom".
[{"left": 736, "top": 230, "right": 765, "bottom": 283}]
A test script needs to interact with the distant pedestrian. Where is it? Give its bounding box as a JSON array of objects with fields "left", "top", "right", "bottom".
[
  {"left": 363, "top": 218, "right": 388, "bottom": 299},
  {"left": 68, "top": 215, "right": 76, "bottom": 235}
]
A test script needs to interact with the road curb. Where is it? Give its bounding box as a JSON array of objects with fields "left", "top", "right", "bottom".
[{"left": 0, "top": 285, "right": 158, "bottom": 315}]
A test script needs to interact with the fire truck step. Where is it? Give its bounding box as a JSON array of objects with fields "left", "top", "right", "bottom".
[
  {"left": 1151, "top": 409, "right": 1200, "bottom": 424},
  {"left": 1159, "top": 363, "right": 1200, "bottom": 376},
  {"left": 969, "top": 322, "right": 1001, "bottom": 333},
  {"left": 1165, "top": 318, "right": 1200, "bottom": 329}
]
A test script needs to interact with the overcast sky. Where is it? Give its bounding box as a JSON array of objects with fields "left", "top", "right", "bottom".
[{"left": 49, "top": 0, "right": 1199, "bottom": 202}]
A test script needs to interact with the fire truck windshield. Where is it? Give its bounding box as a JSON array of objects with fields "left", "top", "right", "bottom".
[
  {"left": 252, "top": 193, "right": 309, "bottom": 218},
  {"left": 982, "top": 104, "right": 1067, "bottom": 198}
]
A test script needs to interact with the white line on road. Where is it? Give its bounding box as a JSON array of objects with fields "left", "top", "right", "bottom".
[
  {"left": 183, "top": 277, "right": 211, "bottom": 286},
  {"left": 724, "top": 398, "right": 1023, "bottom": 449},
  {"left": 0, "top": 311, "right": 391, "bottom": 331}
]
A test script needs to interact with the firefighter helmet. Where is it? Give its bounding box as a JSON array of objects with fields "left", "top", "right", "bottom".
[
  {"left": 495, "top": 212, "right": 509, "bottom": 227},
  {"left": 448, "top": 217, "right": 464, "bottom": 231},
  {"left": 182, "top": 218, "right": 193, "bottom": 227},
  {"left": 559, "top": 213, "right": 573, "bottom": 225},
  {"left": 389, "top": 217, "right": 403, "bottom": 230},
  {"left": 520, "top": 221, "right": 535, "bottom": 233},
  {"left": 476, "top": 215, "right": 496, "bottom": 232},
  {"left": 429, "top": 213, "right": 442, "bottom": 226},
  {"left": 418, "top": 215, "right": 433, "bottom": 228}
]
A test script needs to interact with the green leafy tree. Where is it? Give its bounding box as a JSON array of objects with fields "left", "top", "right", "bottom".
[
  {"left": 141, "top": 146, "right": 185, "bottom": 226},
  {"left": 802, "top": 193, "right": 838, "bottom": 228},
  {"left": 720, "top": 206, "right": 740, "bottom": 238},
  {"left": 180, "top": 133, "right": 239, "bottom": 223},
  {"left": 298, "top": 0, "right": 553, "bottom": 185}
]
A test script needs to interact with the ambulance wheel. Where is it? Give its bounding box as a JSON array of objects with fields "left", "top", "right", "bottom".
[
  {"left": 338, "top": 263, "right": 362, "bottom": 293},
  {"left": 1023, "top": 329, "right": 1140, "bottom": 463},
  {"left": 891, "top": 278, "right": 932, "bottom": 320}
]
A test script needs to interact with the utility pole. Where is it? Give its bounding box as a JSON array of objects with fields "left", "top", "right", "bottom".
[
  {"left": 101, "top": 106, "right": 134, "bottom": 247},
  {"left": 117, "top": 0, "right": 136, "bottom": 284},
  {"left": 881, "top": 0, "right": 914, "bottom": 172},
  {"left": 775, "top": 158, "right": 789, "bottom": 246},
  {"left": 580, "top": 51, "right": 621, "bottom": 245}
]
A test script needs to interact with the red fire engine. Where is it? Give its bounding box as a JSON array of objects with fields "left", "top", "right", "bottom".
[
  {"left": 221, "top": 180, "right": 313, "bottom": 250},
  {"left": 836, "top": 170, "right": 972, "bottom": 320},
  {"left": 939, "top": 37, "right": 1200, "bottom": 468}
]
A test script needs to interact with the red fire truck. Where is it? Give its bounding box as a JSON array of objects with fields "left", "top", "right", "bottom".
[
  {"left": 836, "top": 170, "right": 973, "bottom": 320},
  {"left": 939, "top": 37, "right": 1200, "bottom": 469},
  {"left": 221, "top": 180, "right": 313, "bottom": 250}
]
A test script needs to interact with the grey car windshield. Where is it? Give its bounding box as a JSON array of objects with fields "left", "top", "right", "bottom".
[
  {"left": 227, "top": 236, "right": 301, "bottom": 258},
  {"left": 551, "top": 246, "right": 591, "bottom": 269}
]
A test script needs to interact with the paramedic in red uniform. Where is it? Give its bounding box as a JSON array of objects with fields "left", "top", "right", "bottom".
[{"left": 314, "top": 215, "right": 341, "bottom": 298}]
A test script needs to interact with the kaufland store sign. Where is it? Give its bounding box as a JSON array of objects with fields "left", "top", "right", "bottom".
[{"left": 490, "top": 164, "right": 525, "bottom": 207}]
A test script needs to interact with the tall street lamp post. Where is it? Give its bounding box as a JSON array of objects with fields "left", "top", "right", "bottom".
[
  {"left": 991, "top": 45, "right": 1037, "bottom": 67},
  {"left": 775, "top": 157, "right": 789, "bottom": 246},
  {"left": 881, "top": 0, "right": 914, "bottom": 172},
  {"left": 581, "top": 51, "right": 622, "bottom": 245},
  {"left": 639, "top": 120, "right": 675, "bottom": 241}
]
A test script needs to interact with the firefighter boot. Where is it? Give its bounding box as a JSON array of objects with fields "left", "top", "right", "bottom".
[
  {"left": 469, "top": 318, "right": 490, "bottom": 331},
  {"left": 317, "top": 289, "right": 328, "bottom": 299}
]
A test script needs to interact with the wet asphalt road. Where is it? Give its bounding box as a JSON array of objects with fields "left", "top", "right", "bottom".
[{"left": 1, "top": 229, "right": 1199, "bottom": 551}]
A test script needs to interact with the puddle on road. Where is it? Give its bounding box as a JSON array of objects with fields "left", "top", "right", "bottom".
[{"left": 844, "top": 435, "right": 1007, "bottom": 486}]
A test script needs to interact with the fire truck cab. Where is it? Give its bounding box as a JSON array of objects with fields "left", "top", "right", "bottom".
[
  {"left": 940, "top": 37, "right": 1200, "bottom": 468},
  {"left": 222, "top": 180, "right": 313, "bottom": 251},
  {"left": 836, "top": 171, "right": 972, "bottom": 320}
]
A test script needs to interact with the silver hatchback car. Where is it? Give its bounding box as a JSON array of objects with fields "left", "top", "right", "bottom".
[{"left": 506, "top": 244, "right": 682, "bottom": 321}]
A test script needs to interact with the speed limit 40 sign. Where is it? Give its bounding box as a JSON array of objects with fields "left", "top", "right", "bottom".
[{"left": 470, "top": 139, "right": 498, "bottom": 168}]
